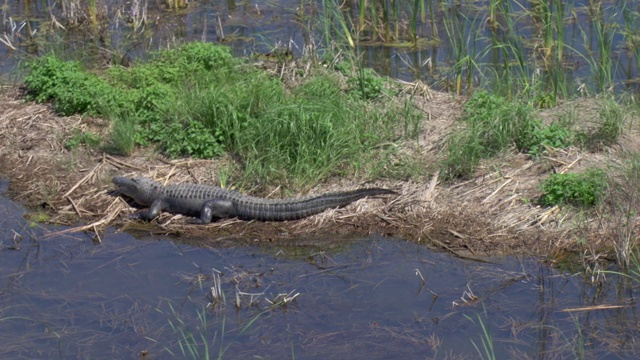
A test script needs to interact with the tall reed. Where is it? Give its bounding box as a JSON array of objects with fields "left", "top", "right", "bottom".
[
  {"left": 442, "top": 7, "right": 481, "bottom": 95},
  {"left": 328, "top": 0, "right": 426, "bottom": 46},
  {"left": 621, "top": 4, "right": 638, "bottom": 88},
  {"left": 87, "top": 0, "right": 98, "bottom": 27},
  {"left": 321, "top": 0, "right": 355, "bottom": 48},
  {"left": 577, "top": 2, "right": 617, "bottom": 93},
  {"left": 536, "top": 0, "right": 572, "bottom": 99}
]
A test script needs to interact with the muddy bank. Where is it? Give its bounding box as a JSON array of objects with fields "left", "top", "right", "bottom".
[{"left": 0, "top": 86, "right": 634, "bottom": 256}]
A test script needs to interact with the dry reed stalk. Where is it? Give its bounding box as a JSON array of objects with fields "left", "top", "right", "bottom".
[
  {"left": 560, "top": 155, "right": 582, "bottom": 173},
  {"left": 482, "top": 178, "right": 513, "bottom": 204},
  {"left": 423, "top": 171, "right": 439, "bottom": 203},
  {"left": 43, "top": 198, "right": 124, "bottom": 238},
  {"left": 561, "top": 304, "right": 627, "bottom": 312},
  {"left": 62, "top": 160, "right": 104, "bottom": 198}
]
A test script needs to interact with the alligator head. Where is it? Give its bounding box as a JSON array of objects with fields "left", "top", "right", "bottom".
[{"left": 113, "top": 176, "right": 163, "bottom": 207}]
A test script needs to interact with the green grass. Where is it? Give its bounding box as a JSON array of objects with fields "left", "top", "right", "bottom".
[
  {"left": 23, "top": 42, "right": 419, "bottom": 188},
  {"left": 442, "top": 91, "right": 626, "bottom": 180},
  {"left": 64, "top": 129, "right": 101, "bottom": 150},
  {"left": 582, "top": 97, "right": 625, "bottom": 150},
  {"left": 442, "top": 91, "right": 537, "bottom": 179}
]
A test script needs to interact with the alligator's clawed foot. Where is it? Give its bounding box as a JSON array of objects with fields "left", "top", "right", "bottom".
[{"left": 186, "top": 218, "right": 208, "bottom": 225}]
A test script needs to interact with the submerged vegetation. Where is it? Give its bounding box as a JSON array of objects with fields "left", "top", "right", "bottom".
[{"left": 312, "top": 0, "right": 640, "bottom": 100}]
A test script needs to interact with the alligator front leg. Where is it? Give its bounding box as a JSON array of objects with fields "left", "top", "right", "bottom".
[
  {"left": 189, "top": 198, "right": 235, "bottom": 224},
  {"left": 129, "top": 199, "right": 166, "bottom": 221}
]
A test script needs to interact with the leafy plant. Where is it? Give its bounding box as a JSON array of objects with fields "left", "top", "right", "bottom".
[
  {"left": 539, "top": 168, "right": 607, "bottom": 207},
  {"left": 24, "top": 56, "right": 119, "bottom": 116},
  {"left": 160, "top": 120, "right": 224, "bottom": 159},
  {"left": 524, "top": 121, "right": 574, "bottom": 157},
  {"left": 348, "top": 67, "right": 388, "bottom": 100},
  {"left": 64, "top": 129, "right": 101, "bottom": 150},
  {"left": 532, "top": 92, "right": 557, "bottom": 109}
]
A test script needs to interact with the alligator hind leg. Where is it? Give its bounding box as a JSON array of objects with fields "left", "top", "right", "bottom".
[{"left": 189, "top": 199, "right": 235, "bottom": 224}]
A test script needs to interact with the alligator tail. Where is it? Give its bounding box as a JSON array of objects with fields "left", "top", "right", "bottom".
[{"left": 233, "top": 188, "right": 396, "bottom": 221}]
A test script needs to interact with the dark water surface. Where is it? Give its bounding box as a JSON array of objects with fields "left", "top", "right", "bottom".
[{"left": 1, "top": 183, "right": 640, "bottom": 359}]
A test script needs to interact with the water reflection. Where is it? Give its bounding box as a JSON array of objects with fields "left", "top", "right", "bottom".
[{"left": 1, "top": 188, "right": 639, "bottom": 358}]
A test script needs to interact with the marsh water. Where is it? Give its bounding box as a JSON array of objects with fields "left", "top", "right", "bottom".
[
  {"left": 2, "top": 182, "right": 640, "bottom": 359},
  {"left": 1, "top": 0, "right": 640, "bottom": 92}
]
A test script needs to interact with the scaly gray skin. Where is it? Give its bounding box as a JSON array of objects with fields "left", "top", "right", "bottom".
[{"left": 113, "top": 176, "right": 396, "bottom": 223}]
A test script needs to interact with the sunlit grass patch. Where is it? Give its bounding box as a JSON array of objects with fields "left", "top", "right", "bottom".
[
  {"left": 580, "top": 97, "right": 625, "bottom": 150},
  {"left": 23, "top": 42, "right": 419, "bottom": 188},
  {"left": 442, "top": 91, "right": 536, "bottom": 179}
]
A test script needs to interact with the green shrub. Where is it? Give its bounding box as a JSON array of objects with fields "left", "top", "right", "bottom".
[
  {"left": 155, "top": 42, "right": 237, "bottom": 73},
  {"left": 348, "top": 67, "right": 388, "bottom": 100},
  {"left": 159, "top": 120, "right": 224, "bottom": 159},
  {"left": 532, "top": 91, "right": 557, "bottom": 109},
  {"left": 539, "top": 168, "right": 607, "bottom": 207},
  {"left": 24, "top": 56, "right": 119, "bottom": 116},
  {"left": 524, "top": 121, "right": 574, "bottom": 157}
]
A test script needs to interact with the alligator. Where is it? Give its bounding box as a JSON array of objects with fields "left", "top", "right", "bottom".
[{"left": 113, "top": 176, "right": 397, "bottom": 223}]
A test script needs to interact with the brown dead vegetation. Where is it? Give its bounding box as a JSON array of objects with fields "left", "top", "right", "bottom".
[{"left": 0, "top": 85, "right": 638, "bottom": 258}]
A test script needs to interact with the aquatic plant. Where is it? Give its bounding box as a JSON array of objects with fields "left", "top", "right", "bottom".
[
  {"left": 442, "top": 9, "right": 482, "bottom": 95},
  {"left": 572, "top": 6, "right": 612, "bottom": 93},
  {"left": 318, "top": 0, "right": 428, "bottom": 47},
  {"left": 465, "top": 310, "right": 496, "bottom": 360}
]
